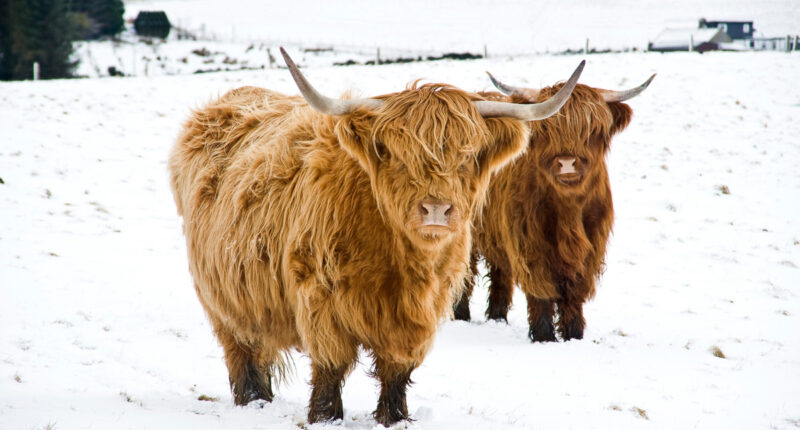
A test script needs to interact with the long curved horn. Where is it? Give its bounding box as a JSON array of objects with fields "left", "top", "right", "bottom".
[
  {"left": 280, "top": 47, "right": 383, "bottom": 115},
  {"left": 486, "top": 71, "right": 524, "bottom": 96},
  {"left": 474, "top": 60, "right": 585, "bottom": 120},
  {"left": 486, "top": 71, "right": 540, "bottom": 100},
  {"left": 602, "top": 73, "right": 656, "bottom": 102}
]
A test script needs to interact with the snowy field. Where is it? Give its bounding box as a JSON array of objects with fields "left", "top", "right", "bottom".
[
  {"left": 123, "top": 0, "right": 800, "bottom": 54},
  {"left": 72, "top": 0, "right": 800, "bottom": 78},
  {"left": 2, "top": 2, "right": 800, "bottom": 430}
]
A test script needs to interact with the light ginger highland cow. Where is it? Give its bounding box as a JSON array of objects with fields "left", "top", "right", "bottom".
[{"left": 169, "top": 48, "right": 584, "bottom": 425}]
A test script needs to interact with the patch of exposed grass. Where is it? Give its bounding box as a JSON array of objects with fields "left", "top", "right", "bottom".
[
  {"left": 119, "top": 391, "right": 144, "bottom": 407},
  {"left": 631, "top": 406, "right": 649, "bottom": 420},
  {"left": 612, "top": 328, "right": 628, "bottom": 337},
  {"left": 197, "top": 394, "right": 219, "bottom": 402},
  {"left": 710, "top": 345, "right": 726, "bottom": 359}
]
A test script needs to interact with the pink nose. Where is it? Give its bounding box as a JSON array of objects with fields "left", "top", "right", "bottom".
[
  {"left": 419, "top": 198, "right": 453, "bottom": 227},
  {"left": 557, "top": 157, "right": 577, "bottom": 174}
]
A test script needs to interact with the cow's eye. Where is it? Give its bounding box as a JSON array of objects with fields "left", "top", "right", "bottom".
[
  {"left": 374, "top": 141, "right": 390, "bottom": 161},
  {"left": 458, "top": 155, "right": 474, "bottom": 173}
]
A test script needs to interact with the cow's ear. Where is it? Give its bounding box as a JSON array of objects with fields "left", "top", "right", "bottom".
[
  {"left": 334, "top": 115, "right": 379, "bottom": 173},
  {"left": 479, "top": 117, "right": 529, "bottom": 174},
  {"left": 607, "top": 101, "right": 633, "bottom": 136}
]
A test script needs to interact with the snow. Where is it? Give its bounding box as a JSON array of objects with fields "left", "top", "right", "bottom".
[
  {"left": 2, "top": 2, "right": 800, "bottom": 429},
  {"left": 72, "top": 0, "right": 800, "bottom": 79},
  {"left": 121, "top": 0, "right": 800, "bottom": 53}
]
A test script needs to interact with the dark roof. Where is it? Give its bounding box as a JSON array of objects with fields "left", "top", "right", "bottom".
[
  {"left": 700, "top": 19, "right": 753, "bottom": 24},
  {"left": 134, "top": 11, "right": 172, "bottom": 38}
]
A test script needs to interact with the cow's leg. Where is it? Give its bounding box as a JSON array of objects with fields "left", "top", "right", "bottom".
[
  {"left": 372, "top": 356, "right": 415, "bottom": 427},
  {"left": 291, "top": 250, "right": 360, "bottom": 423},
  {"left": 453, "top": 252, "right": 479, "bottom": 321},
  {"left": 557, "top": 299, "right": 585, "bottom": 340},
  {"left": 307, "top": 360, "right": 354, "bottom": 423},
  {"left": 556, "top": 279, "right": 586, "bottom": 341},
  {"left": 215, "top": 327, "right": 274, "bottom": 405},
  {"left": 526, "top": 294, "right": 557, "bottom": 342},
  {"left": 306, "top": 333, "right": 358, "bottom": 423},
  {"left": 301, "top": 302, "right": 359, "bottom": 423},
  {"left": 452, "top": 281, "right": 473, "bottom": 321},
  {"left": 486, "top": 264, "right": 514, "bottom": 321}
]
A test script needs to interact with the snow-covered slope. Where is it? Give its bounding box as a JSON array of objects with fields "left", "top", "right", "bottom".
[
  {"left": 123, "top": 0, "right": 799, "bottom": 53},
  {"left": 2, "top": 13, "right": 800, "bottom": 430},
  {"left": 74, "top": 0, "right": 800, "bottom": 79}
]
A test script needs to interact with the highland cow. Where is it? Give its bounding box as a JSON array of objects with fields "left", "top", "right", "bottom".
[
  {"left": 169, "top": 48, "right": 584, "bottom": 425},
  {"left": 453, "top": 72, "right": 655, "bottom": 342}
]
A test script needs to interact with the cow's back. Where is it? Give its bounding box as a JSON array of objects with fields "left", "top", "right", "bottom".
[
  {"left": 169, "top": 87, "right": 300, "bottom": 216},
  {"left": 168, "top": 86, "right": 311, "bottom": 349}
]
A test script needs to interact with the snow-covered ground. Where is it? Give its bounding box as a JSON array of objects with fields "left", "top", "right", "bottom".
[
  {"left": 2, "top": 2, "right": 800, "bottom": 429},
  {"left": 123, "top": 0, "right": 800, "bottom": 54},
  {"left": 73, "top": 0, "right": 800, "bottom": 78}
]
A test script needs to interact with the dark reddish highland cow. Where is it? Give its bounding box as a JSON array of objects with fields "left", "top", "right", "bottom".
[
  {"left": 169, "top": 48, "right": 584, "bottom": 426},
  {"left": 453, "top": 72, "right": 655, "bottom": 342}
]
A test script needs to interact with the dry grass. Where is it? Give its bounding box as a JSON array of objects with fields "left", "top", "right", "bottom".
[
  {"left": 710, "top": 345, "right": 726, "bottom": 359},
  {"left": 119, "top": 391, "right": 144, "bottom": 407},
  {"left": 631, "top": 406, "right": 649, "bottom": 420},
  {"left": 612, "top": 329, "right": 629, "bottom": 337},
  {"left": 197, "top": 394, "right": 219, "bottom": 402}
]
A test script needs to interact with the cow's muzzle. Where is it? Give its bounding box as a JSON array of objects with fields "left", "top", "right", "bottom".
[
  {"left": 414, "top": 197, "right": 456, "bottom": 237},
  {"left": 552, "top": 156, "right": 585, "bottom": 185},
  {"left": 419, "top": 198, "right": 453, "bottom": 227}
]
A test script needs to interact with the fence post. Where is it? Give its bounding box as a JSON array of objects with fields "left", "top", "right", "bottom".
[
  {"left": 483, "top": 44, "right": 487, "bottom": 59},
  {"left": 794, "top": 35, "right": 799, "bottom": 52},
  {"left": 585, "top": 38, "right": 589, "bottom": 55},
  {"left": 33, "top": 62, "right": 40, "bottom": 80},
  {"left": 787, "top": 35, "right": 792, "bottom": 52},
  {"left": 689, "top": 34, "right": 694, "bottom": 52},
  {"left": 376, "top": 47, "right": 380, "bottom": 65}
]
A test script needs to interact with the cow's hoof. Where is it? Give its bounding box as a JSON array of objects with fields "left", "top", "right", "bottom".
[
  {"left": 485, "top": 304, "right": 509, "bottom": 322},
  {"left": 559, "top": 320, "right": 585, "bottom": 341},
  {"left": 374, "top": 406, "right": 409, "bottom": 428},
  {"left": 231, "top": 363, "right": 274, "bottom": 406},
  {"left": 453, "top": 300, "right": 471, "bottom": 321},
  {"left": 528, "top": 320, "right": 557, "bottom": 343},
  {"left": 308, "top": 401, "right": 344, "bottom": 424}
]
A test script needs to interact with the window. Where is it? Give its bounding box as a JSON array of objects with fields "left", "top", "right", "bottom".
[{"left": 743, "top": 23, "right": 751, "bottom": 34}]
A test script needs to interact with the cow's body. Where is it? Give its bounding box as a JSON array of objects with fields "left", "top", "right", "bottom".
[
  {"left": 169, "top": 83, "right": 531, "bottom": 424},
  {"left": 454, "top": 80, "right": 649, "bottom": 342}
]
